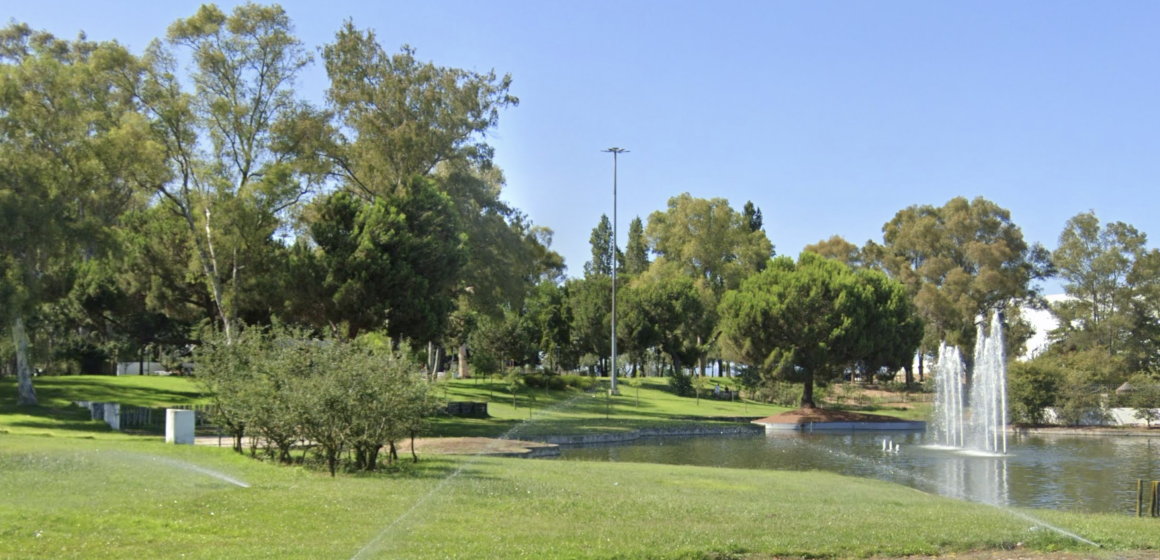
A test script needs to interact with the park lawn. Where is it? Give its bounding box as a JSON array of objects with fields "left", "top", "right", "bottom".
[
  {"left": 0, "top": 376, "right": 207, "bottom": 439},
  {"left": 2, "top": 432, "right": 1156, "bottom": 560},
  {"left": 429, "top": 376, "right": 795, "bottom": 438},
  {"left": 0, "top": 375, "right": 930, "bottom": 440}
]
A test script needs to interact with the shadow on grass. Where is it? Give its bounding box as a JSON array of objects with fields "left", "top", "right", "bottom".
[
  {"left": 21, "top": 377, "right": 203, "bottom": 407},
  {"left": 0, "top": 403, "right": 113, "bottom": 434}
]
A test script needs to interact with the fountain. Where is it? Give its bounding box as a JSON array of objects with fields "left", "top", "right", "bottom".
[{"left": 931, "top": 313, "right": 1008, "bottom": 454}]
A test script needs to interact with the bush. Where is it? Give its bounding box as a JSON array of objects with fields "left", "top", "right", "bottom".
[
  {"left": 194, "top": 325, "right": 434, "bottom": 475},
  {"left": 1007, "top": 360, "right": 1061, "bottom": 424},
  {"left": 668, "top": 370, "right": 693, "bottom": 397},
  {"left": 560, "top": 374, "right": 594, "bottom": 390}
]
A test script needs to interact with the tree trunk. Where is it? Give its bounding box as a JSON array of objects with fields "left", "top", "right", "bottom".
[
  {"left": 458, "top": 343, "right": 470, "bottom": 378},
  {"left": 800, "top": 375, "right": 816, "bottom": 409},
  {"left": 904, "top": 364, "right": 914, "bottom": 389},
  {"left": 13, "top": 317, "right": 37, "bottom": 405},
  {"left": 697, "top": 336, "right": 705, "bottom": 377},
  {"left": 917, "top": 350, "right": 925, "bottom": 382},
  {"left": 410, "top": 430, "right": 419, "bottom": 463}
]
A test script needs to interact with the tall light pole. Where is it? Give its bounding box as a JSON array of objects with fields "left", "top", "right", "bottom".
[{"left": 603, "top": 147, "right": 628, "bottom": 395}]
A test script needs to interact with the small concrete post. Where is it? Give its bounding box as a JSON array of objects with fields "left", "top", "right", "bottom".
[{"left": 166, "top": 409, "right": 195, "bottom": 445}]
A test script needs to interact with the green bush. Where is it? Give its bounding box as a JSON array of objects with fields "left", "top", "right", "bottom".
[
  {"left": 560, "top": 374, "right": 594, "bottom": 390},
  {"left": 1007, "top": 360, "right": 1061, "bottom": 424},
  {"left": 668, "top": 370, "right": 693, "bottom": 397},
  {"left": 547, "top": 375, "right": 567, "bottom": 390}
]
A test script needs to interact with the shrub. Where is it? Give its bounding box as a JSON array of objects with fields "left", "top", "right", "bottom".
[
  {"left": 1007, "top": 360, "right": 1062, "bottom": 424},
  {"left": 668, "top": 369, "right": 694, "bottom": 397},
  {"left": 561, "top": 374, "right": 594, "bottom": 390}
]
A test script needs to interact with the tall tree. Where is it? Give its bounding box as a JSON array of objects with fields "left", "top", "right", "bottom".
[
  {"left": 585, "top": 214, "right": 623, "bottom": 277},
  {"left": 1050, "top": 212, "right": 1160, "bottom": 372},
  {"left": 803, "top": 235, "right": 862, "bottom": 267},
  {"left": 127, "top": 4, "right": 315, "bottom": 344},
  {"left": 1, "top": 24, "right": 162, "bottom": 404},
  {"left": 863, "top": 196, "right": 1052, "bottom": 363},
  {"left": 624, "top": 216, "right": 650, "bottom": 275},
  {"left": 646, "top": 194, "right": 775, "bottom": 293},
  {"left": 742, "top": 200, "right": 763, "bottom": 233},
  {"left": 320, "top": 21, "right": 518, "bottom": 193},
  {"left": 307, "top": 181, "right": 465, "bottom": 342}
]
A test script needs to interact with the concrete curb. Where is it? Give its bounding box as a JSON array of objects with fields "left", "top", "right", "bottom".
[{"left": 1008, "top": 426, "right": 1160, "bottom": 438}]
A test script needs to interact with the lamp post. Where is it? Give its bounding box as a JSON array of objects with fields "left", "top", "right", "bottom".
[{"left": 602, "top": 147, "right": 628, "bottom": 395}]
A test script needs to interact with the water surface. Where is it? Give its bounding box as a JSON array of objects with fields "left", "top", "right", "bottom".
[{"left": 559, "top": 431, "right": 1160, "bottom": 514}]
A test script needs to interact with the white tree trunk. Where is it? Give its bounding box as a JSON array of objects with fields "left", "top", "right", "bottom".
[
  {"left": 13, "top": 316, "right": 37, "bottom": 405},
  {"left": 458, "top": 343, "right": 470, "bottom": 379}
]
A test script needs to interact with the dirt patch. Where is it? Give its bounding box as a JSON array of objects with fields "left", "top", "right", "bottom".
[
  {"left": 408, "top": 437, "right": 556, "bottom": 456},
  {"left": 754, "top": 407, "right": 912, "bottom": 425}
]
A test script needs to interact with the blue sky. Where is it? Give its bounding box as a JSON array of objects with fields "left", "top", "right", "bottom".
[{"left": 9, "top": 1, "right": 1160, "bottom": 294}]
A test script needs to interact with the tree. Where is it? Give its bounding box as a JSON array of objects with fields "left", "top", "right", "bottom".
[
  {"left": 624, "top": 216, "right": 650, "bottom": 275},
  {"left": 125, "top": 4, "right": 315, "bottom": 344},
  {"left": 647, "top": 194, "right": 775, "bottom": 293},
  {"left": 803, "top": 235, "right": 862, "bottom": 267},
  {"left": 619, "top": 264, "right": 706, "bottom": 377},
  {"left": 863, "top": 196, "right": 1052, "bottom": 368},
  {"left": 718, "top": 252, "right": 918, "bottom": 408},
  {"left": 320, "top": 22, "right": 517, "bottom": 193},
  {"left": 1050, "top": 212, "right": 1160, "bottom": 372},
  {"left": 584, "top": 214, "right": 623, "bottom": 277},
  {"left": 1, "top": 24, "right": 162, "bottom": 404},
  {"left": 307, "top": 181, "right": 466, "bottom": 342},
  {"left": 742, "top": 201, "right": 763, "bottom": 233}
]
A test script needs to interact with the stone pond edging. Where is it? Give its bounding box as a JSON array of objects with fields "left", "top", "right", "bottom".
[{"left": 1008, "top": 425, "right": 1160, "bottom": 438}]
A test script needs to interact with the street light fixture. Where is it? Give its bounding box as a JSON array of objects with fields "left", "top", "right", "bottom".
[{"left": 602, "top": 147, "right": 628, "bottom": 395}]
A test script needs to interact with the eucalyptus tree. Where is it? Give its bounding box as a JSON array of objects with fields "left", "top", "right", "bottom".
[
  {"left": 863, "top": 196, "right": 1052, "bottom": 368},
  {"left": 124, "top": 4, "right": 316, "bottom": 344},
  {"left": 0, "top": 24, "right": 163, "bottom": 403},
  {"left": 645, "top": 194, "right": 774, "bottom": 375},
  {"left": 803, "top": 235, "right": 863, "bottom": 267},
  {"left": 1050, "top": 212, "right": 1160, "bottom": 373}
]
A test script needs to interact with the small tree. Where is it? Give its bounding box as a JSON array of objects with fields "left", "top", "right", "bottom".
[{"left": 506, "top": 371, "right": 522, "bottom": 409}]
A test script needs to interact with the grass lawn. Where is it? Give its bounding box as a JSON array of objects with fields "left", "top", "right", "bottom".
[
  {"left": 429, "top": 376, "right": 793, "bottom": 438},
  {"left": 2, "top": 432, "right": 1156, "bottom": 559},
  {"left": 1, "top": 375, "right": 1155, "bottom": 559},
  {"left": 0, "top": 376, "right": 207, "bottom": 439},
  {"left": 0, "top": 374, "right": 929, "bottom": 440}
]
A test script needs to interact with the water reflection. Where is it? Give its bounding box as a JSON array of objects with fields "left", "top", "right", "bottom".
[{"left": 558, "top": 431, "right": 1160, "bottom": 514}]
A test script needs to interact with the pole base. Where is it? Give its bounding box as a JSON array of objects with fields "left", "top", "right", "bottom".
[{"left": 609, "top": 389, "right": 621, "bottom": 396}]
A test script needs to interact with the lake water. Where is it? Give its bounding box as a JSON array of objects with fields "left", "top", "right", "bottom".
[{"left": 559, "top": 430, "right": 1160, "bottom": 515}]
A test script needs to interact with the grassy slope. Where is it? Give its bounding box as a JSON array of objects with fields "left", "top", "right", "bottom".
[
  {"left": 0, "top": 375, "right": 927, "bottom": 438},
  {"left": 0, "top": 376, "right": 1153, "bottom": 558},
  {"left": 429, "top": 376, "right": 793, "bottom": 438},
  {"left": 0, "top": 376, "right": 206, "bottom": 439},
  {"left": 2, "top": 433, "right": 1154, "bottom": 560}
]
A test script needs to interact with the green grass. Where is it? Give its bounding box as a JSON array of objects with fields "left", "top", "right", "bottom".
[
  {"left": 0, "top": 374, "right": 930, "bottom": 440},
  {"left": 1, "top": 432, "right": 1155, "bottom": 559},
  {"left": 0, "top": 375, "right": 207, "bottom": 439},
  {"left": 0, "top": 375, "right": 206, "bottom": 408},
  {"left": 428, "top": 376, "right": 795, "bottom": 438}
]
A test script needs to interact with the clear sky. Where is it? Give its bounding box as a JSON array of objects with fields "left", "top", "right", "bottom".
[{"left": 9, "top": 1, "right": 1160, "bottom": 294}]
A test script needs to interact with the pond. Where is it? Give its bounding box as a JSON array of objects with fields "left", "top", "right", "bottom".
[{"left": 558, "top": 430, "right": 1160, "bottom": 515}]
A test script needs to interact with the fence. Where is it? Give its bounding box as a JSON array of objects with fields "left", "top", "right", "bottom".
[{"left": 74, "top": 401, "right": 213, "bottom": 431}]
